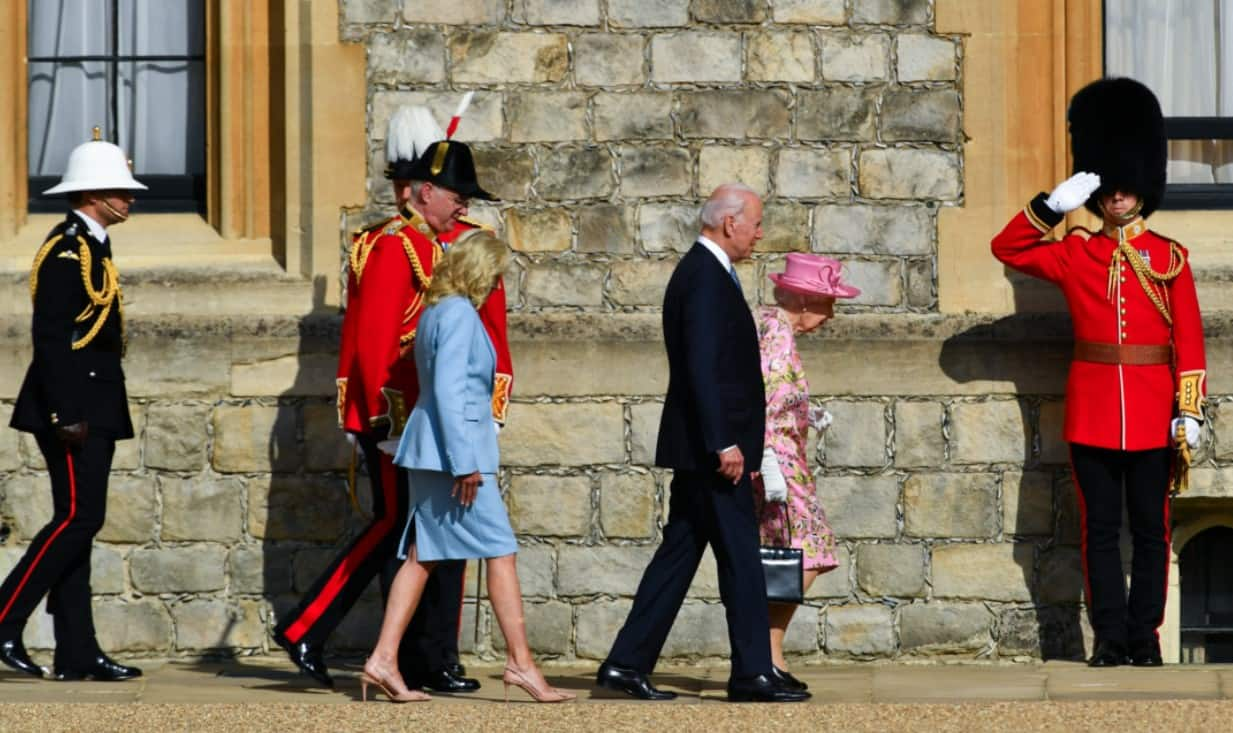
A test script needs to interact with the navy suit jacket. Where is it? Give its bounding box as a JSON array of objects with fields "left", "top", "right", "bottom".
[{"left": 654, "top": 242, "right": 765, "bottom": 473}]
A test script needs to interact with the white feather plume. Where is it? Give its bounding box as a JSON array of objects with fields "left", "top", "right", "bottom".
[{"left": 386, "top": 106, "right": 444, "bottom": 164}]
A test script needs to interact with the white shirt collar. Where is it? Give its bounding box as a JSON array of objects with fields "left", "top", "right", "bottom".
[
  {"left": 696, "top": 235, "right": 733, "bottom": 272},
  {"left": 72, "top": 209, "right": 108, "bottom": 244}
]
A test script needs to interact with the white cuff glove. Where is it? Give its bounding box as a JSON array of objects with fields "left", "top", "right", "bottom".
[
  {"left": 376, "top": 439, "right": 399, "bottom": 456},
  {"left": 760, "top": 446, "right": 789, "bottom": 503},
  {"left": 1044, "top": 172, "right": 1102, "bottom": 214},
  {"left": 809, "top": 405, "right": 833, "bottom": 432},
  {"left": 1171, "top": 416, "right": 1201, "bottom": 450}
]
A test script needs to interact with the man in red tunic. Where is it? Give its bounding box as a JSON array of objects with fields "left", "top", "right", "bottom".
[
  {"left": 274, "top": 105, "right": 512, "bottom": 691},
  {"left": 992, "top": 78, "right": 1205, "bottom": 668}
]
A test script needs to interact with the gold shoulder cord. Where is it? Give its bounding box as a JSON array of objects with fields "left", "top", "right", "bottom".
[
  {"left": 1107, "top": 239, "right": 1185, "bottom": 324},
  {"left": 28, "top": 234, "right": 65, "bottom": 302},
  {"left": 71, "top": 242, "right": 122, "bottom": 350}
]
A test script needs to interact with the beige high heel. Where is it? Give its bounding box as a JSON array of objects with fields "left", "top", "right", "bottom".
[
  {"left": 502, "top": 665, "right": 576, "bottom": 703},
  {"left": 359, "top": 670, "right": 431, "bottom": 703}
]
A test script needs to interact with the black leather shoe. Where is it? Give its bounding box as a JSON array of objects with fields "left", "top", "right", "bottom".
[
  {"left": 1130, "top": 639, "right": 1163, "bottom": 667},
  {"left": 272, "top": 630, "right": 333, "bottom": 688},
  {"left": 445, "top": 661, "right": 468, "bottom": 678},
  {"left": 770, "top": 665, "right": 808, "bottom": 691},
  {"left": 727, "top": 673, "right": 811, "bottom": 703},
  {"left": 54, "top": 655, "right": 141, "bottom": 681},
  {"left": 1088, "top": 639, "right": 1129, "bottom": 668},
  {"left": 596, "top": 662, "right": 677, "bottom": 700},
  {"left": 0, "top": 639, "right": 45, "bottom": 678},
  {"left": 416, "top": 666, "right": 481, "bottom": 693}
]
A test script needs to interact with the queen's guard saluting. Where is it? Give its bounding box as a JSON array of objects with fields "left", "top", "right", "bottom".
[
  {"left": 993, "top": 78, "right": 1206, "bottom": 668},
  {"left": 0, "top": 130, "right": 146, "bottom": 681}
]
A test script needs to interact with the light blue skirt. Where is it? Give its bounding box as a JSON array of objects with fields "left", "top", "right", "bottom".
[{"left": 397, "top": 469, "right": 518, "bottom": 562}]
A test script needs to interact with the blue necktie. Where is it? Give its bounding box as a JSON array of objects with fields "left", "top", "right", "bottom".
[{"left": 729, "top": 265, "right": 742, "bottom": 294}]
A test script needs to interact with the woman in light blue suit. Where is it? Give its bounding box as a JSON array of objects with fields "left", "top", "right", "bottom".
[{"left": 362, "top": 231, "right": 573, "bottom": 704}]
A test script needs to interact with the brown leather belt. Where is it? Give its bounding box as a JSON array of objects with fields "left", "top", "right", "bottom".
[{"left": 1073, "top": 340, "right": 1172, "bottom": 365}]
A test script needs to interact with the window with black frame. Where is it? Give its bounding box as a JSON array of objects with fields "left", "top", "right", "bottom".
[
  {"left": 27, "top": 0, "right": 206, "bottom": 214},
  {"left": 1105, "top": 0, "right": 1233, "bottom": 209}
]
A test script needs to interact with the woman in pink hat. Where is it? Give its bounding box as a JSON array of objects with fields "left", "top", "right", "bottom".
[{"left": 755, "top": 253, "right": 859, "bottom": 690}]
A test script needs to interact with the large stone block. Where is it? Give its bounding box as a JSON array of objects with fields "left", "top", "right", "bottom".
[
  {"left": 899, "top": 603, "right": 993, "bottom": 654},
  {"left": 575, "top": 599, "right": 632, "bottom": 658},
  {"left": 368, "top": 30, "right": 445, "bottom": 84},
  {"left": 600, "top": 472, "right": 658, "bottom": 539},
  {"left": 1038, "top": 546, "right": 1084, "bottom": 603},
  {"left": 894, "top": 401, "right": 944, "bottom": 467},
  {"left": 510, "top": 339, "right": 668, "bottom": 398},
  {"left": 816, "top": 475, "right": 898, "bottom": 539},
  {"left": 507, "top": 208, "right": 573, "bottom": 253},
  {"left": 576, "top": 33, "right": 645, "bottom": 86},
  {"left": 609, "top": 259, "right": 679, "bottom": 306},
  {"left": 510, "top": 92, "right": 589, "bottom": 142},
  {"left": 248, "top": 475, "right": 350, "bottom": 542},
  {"left": 341, "top": 0, "right": 394, "bottom": 24},
  {"left": 758, "top": 202, "right": 813, "bottom": 253},
  {"left": 897, "top": 34, "right": 957, "bottom": 81},
  {"left": 813, "top": 204, "right": 932, "bottom": 256},
  {"left": 857, "top": 543, "right": 925, "bottom": 597},
  {"left": 144, "top": 402, "right": 210, "bottom": 471},
  {"left": 679, "top": 90, "right": 791, "bottom": 140},
  {"left": 499, "top": 601, "right": 572, "bottom": 654},
  {"left": 450, "top": 32, "right": 568, "bottom": 84},
  {"left": 661, "top": 603, "right": 731, "bottom": 657},
  {"left": 473, "top": 148, "right": 534, "bottom": 202},
  {"left": 825, "top": 604, "right": 894, "bottom": 656},
  {"left": 773, "top": 0, "right": 846, "bottom": 23},
  {"left": 844, "top": 259, "right": 902, "bottom": 307},
  {"left": 797, "top": 87, "right": 879, "bottom": 142},
  {"left": 630, "top": 401, "right": 664, "bottom": 465},
  {"left": 501, "top": 402, "right": 625, "bottom": 466},
  {"left": 882, "top": 89, "right": 962, "bottom": 143},
  {"left": 123, "top": 335, "right": 230, "bottom": 398},
  {"left": 1, "top": 474, "right": 51, "bottom": 540},
  {"left": 820, "top": 33, "right": 890, "bottom": 82},
  {"left": 211, "top": 404, "right": 299, "bottom": 473},
  {"left": 950, "top": 400, "right": 1029, "bottom": 464},
  {"left": 577, "top": 204, "right": 637, "bottom": 254},
  {"left": 512, "top": 0, "right": 600, "bottom": 25},
  {"left": 650, "top": 32, "right": 741, "bottom": 83},
  {"left": 640, "top": 204, "right": 699, "bottom": 253},
  {"left": 161, "top": 476, "right": 245, "bottom": 542},
  {"left": 131, "top": 546, "right": 227, "bottom": 593},
  {"left": 905, "top": 259, "right": 935, "bottom": 308},
  {"left": 95, "top": 599, "right": 172, "bottom": 653},
  {"left": 91, "top": 544, "right": 126, "bottom": 594},
  {"left": 858, "top": 148, "right": 962, "bottom": 200},
  {"left": 903, "top": 473, "right": 997, "bottom": 538},
  {"left": 172, "top": 599, "right": 266, "bottom": 651},
  {"left": 523, "top": 263, "right": 606, "bottom": 307},
  {"left": 516, "top": 543, "right": 556, "bottom": 597},
  {"left": 229, "top": 544, "right": 292, "bottom": 595},
  {"left": 594, "top": 92, "right": 674, "bottom": 141},
  {"left": 823, "top": 401, "right": 887, "bottom": 468},
  {"left": 620, "top": 146, "right": 693, "bottom": 198},
  {"left": 537, "top": 147, "right": 615, "bottom": 200},
  {"left": 1038, "top": 400, "right": 1068, "bottom": 464},
  {"left": 852, "top": 0, "right": 930, "bottom": 24},
  {"left": 1002, "top": 471, "right": 1054, "bottom": 537},
  {"left": 776, "top": 147, "right": 850, "bottom": 200},
  {"left": 508, "top": 474, "right": 593, "bottom": 537},
  {"left": 808, "top": 544, "right": 851, "bottom": 598},
  {"left": 698, "top": 146, "right": 771, "bottom": 197},
  {"left": 558, "top": 545, "right": 656, "bottom": 596},
  {"left": 746, "top": 30, "right": 813, "bottom": 82},
  {"left": 691, "top": 0, "right": 766, "bottom": 22},
  {"left": 229, "top": 353, "right": 337, "bottom": 398},
  {"left": 609, "top": 0, "right": 689, "bottom": 26},
  {"left": 97, "top": 474, "right": 158, "bottom": 543},
  {"left": 403, "top": 0, "right": 504, "bottom": 23},
  {"left": 932, "top": 543, "right": 1033, "bottom": 601},
  {"left": 372, "top": 90, "right": 503, "bottom": 145},
  {"left": 1056, "top": 475, "right": 1082, "bottom": 545},
  {"left": 302, "top": 402, "right": 352, "bottom": 472},
  {"left": 0, "top": 408, "right": 23, "bottom": 472}
]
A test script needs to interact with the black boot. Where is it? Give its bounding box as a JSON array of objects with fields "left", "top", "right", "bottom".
[
  {"left": 1088, "top": 639, "right": 1129, "bottom": 667},
  {"left": 0, "top": 639, "right": 45, "bottom": 678},
  {"left": 1129, "top": 638, "right": 1163, "bottom": 667}
]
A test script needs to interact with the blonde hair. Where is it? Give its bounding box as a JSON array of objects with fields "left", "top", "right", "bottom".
[{"left": 424, "top": 229, "right": 510, "bottom": 308}]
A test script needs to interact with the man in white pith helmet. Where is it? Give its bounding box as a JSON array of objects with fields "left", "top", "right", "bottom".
[{"left": 1, "top": 130, "right": 146, "bottom": 681}]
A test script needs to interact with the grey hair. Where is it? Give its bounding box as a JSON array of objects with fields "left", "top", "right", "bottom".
[
  {"left": 410, "top": 181, "right": 426, "bottom": 198},
  {"left": 699, "top": 183, "right": 758, "bottom": 228}
]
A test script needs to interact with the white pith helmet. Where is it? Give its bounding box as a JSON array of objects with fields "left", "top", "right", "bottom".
[{"left": 43, "top": 130, "right": 147, "bottom": 195}]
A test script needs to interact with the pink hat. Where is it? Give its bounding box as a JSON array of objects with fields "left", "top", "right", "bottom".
[{"left": 767, "top": 253, "right": 861, "bottom": 299}]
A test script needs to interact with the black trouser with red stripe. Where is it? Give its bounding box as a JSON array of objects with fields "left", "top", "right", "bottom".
[
  {"left": 1070, "top": 444, "right": 1172, "bottom": 647},
  {"left": 0, "top": 431, "right": 113, "bottom": 670},
  {"left": 275, "top": 433, "right": 463, "bottom": 674}
]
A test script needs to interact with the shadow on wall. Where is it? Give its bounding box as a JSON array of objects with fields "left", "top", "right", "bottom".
[{"left": 938, "top": 306, "right": 1088, "bottom": 661}]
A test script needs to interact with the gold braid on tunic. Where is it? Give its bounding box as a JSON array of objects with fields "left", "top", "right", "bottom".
[
  {"left": 29, "top": 234, "right": 123, "bottom": 351},
  {"left": 1106, "top": 237, "right": 1185, "bottom": 325}
]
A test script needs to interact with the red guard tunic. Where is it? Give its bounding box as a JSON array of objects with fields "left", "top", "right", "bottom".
[
  {"left": 337, "top": 208, "right": 513, "bottom": 438},
  {"left": 992, "top": 194, "right": 1206, "bottom": 451}
]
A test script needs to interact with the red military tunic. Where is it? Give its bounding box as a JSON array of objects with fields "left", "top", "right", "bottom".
[
  {"left": 992, "top": 194, "right": 1206, "bottom": 451},
  {"left": 336, "top": 207, "right": 513, "bottom": 437}
]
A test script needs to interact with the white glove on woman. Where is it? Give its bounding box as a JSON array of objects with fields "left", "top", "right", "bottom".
[
  {"left": 1171, "top": 416, "right": 1201, "bottom": 450},
  {"left": 1044, "top": 172, "right": 1102, "bottom": 214},
  {"left": 760, "top": 446, "right": 789, "bottom": 503},
  {"left": 809, "top": 405, "right": 833, "bottom": 432}
]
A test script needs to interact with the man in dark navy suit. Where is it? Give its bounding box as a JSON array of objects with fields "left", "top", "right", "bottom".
[{"left": 597, "top": 184, "right": 809, "bottom": 703}]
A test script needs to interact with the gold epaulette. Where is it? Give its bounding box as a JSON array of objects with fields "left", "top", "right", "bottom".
[
  {"left": 1065, "top": 225, "right": 1094, "bottom": 240},
  {"left": 29, "top": 232, "right": 89, "bottom": 302},
  {"left": 349, "top": 214, "right": 400, "bottom": 284},
  {"left": 456, "top": 215, "right": 494, "bottom": 232}
]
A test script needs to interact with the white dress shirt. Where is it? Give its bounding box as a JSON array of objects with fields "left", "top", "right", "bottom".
[{"left": 72, "top": 209, "right": 108, "bottom": 244}]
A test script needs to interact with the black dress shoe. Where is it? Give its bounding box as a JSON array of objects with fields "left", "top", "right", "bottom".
[
  {"left": 770, "top": 665, "right": 808, "bottom": 691},
  {"left": 0, "top": 639, "right": 45, "bottom": 678},
  {"left": 416, "top": 666, "right": 481, "bottom": 693},
  {"left": 727, "top": 673, "right": 811, "bottom": 703},
  {"left": 595, "top": 661, "right": 677, "bottom": 700},
  {"left": 54, "top": 655, "right": 142, "bottom": 681},
  {"left": 272, "top": 630, "right": 333, "bottom": 688},
  {"left": 1087, "top": 639, "right": 1129, "bottom": 668},
  {"left": 1130, "top": 639, "right": 1163, "bottom": 667}
]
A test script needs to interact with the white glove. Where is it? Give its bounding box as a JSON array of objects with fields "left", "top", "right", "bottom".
[
  {"left": 759, "top": 446, "right": 789, "bottom": 503},
  {"left": 1044, "top": 172, "right": 1102, "bottom": 214},
  {"left": 1171, "top": 416, "right": 1201, "bottom": 450},
  {"left": 809, "top": 405, "right": 833, "bottom": 432},
  {"left": 495, "top": 420, "right": 503, "bottom": 435},
  {"left": 376, "top": 438, "right": 399, "bottom": 456}
]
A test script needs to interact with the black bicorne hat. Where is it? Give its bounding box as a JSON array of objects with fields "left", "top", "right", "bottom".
[
  {"left": 1068, "top": 77, "right": 1167, "bottom": 218},
  {"left": 402, "top": 140, "right": 496, "bottom": 202}
]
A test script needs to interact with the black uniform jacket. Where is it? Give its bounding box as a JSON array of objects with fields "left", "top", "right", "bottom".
[
  {"left": 655, "top": 242, "right": 766, "bottom": 473},
  {"left": 11, "top": 212, "right": 133, "bottom": 439}
]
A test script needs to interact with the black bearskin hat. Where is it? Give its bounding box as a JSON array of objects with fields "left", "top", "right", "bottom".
[{"left": 1068, "top": 77, "right": 1167, "bottom": 218}]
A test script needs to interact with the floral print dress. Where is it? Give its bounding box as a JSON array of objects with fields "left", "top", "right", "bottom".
[{"left": 753, "top": 306, "right": 839, "bottom": 573}]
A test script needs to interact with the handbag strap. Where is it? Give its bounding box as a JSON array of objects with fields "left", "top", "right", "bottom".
[{"left": 762, "top": 497, "right": 793, "bottom": 548}]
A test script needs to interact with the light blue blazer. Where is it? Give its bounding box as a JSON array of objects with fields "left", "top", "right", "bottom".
[{"left": 393, "top": 295, "right": 499, "bottom": 476}]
